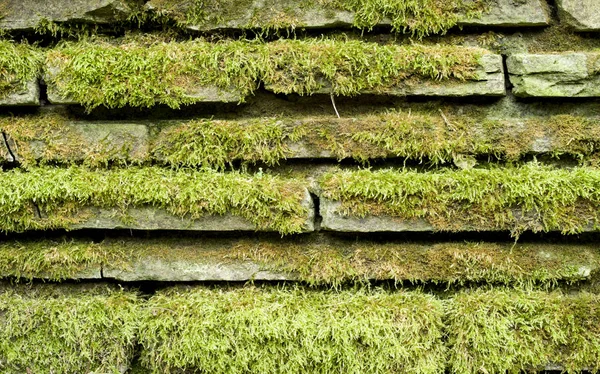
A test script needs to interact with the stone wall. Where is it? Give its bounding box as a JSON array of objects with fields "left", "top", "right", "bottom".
[{"left": 1, "top": 0, "right": 600, "bottom": 372}]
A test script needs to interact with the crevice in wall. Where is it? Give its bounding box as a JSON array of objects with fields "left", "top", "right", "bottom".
[
  {"left": 310, "top": 193, "right": 322, "bottom": 232},
  {"left": 2, "top": 132, "right": 16, "bottom": 163},
  {"left": 38, "top": 79, "right": 49, "bottom": 106}
]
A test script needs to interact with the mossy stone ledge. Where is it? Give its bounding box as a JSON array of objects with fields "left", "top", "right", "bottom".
[
  {"left": 0, "top": 166, "right": 313, "bottom": 234},
  {"left": 319, "top": 164, "right": 600, "bottom": 235},
  {"left": 146, "top": 0, "right": 549, "bottom": 36},
  {"left": 507, "top": 53, "right": 600, "bottom": 97},
  {"left": 44, "top": 38, "right": 502, "bottom": 111}
]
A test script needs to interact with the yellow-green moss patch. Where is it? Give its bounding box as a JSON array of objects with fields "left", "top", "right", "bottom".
[
  {"left": 46, "top": 36, "right": 483, "bottom": 110},
  {"left": 0, "top": 166, "right": 309, "bottom": 234},
  {"left": 0, "top": 285, "right": 140, "bottom": 374},
  {"left": 321, "top": 163, "right": 600, "bottom": 235},
  {"left": 139, "top": 286, "right": 445, "bottom": 374},
  {"left": 0, "top": 40, "right": 41, "bottom": 99},
  {"left": 447, "top": 288, "right": 600, "bottom": 373}
]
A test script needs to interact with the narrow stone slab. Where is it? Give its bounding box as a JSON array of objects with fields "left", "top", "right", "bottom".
[
  {"left": 67, "top": 190, "right": 315, "bottom": 232},
  {"left": 557, "top": 0, "right": 600, "bottom": 31},
  {"left": 507, "top": 53, "right": 600, "bottom": 97},
  {"left": 265, "top": 54, "right": 505, "bottom": 97},
  {"left": 320, "top": 199, "right": 435, "bottom": 232},
  {"left": 0, "top": 79, "right": 39, "bottom": 106},
  {"left": 146, "top": 0, "right": 548, "bottom": 31},
  {"left": 0, "top": 0, "right": 136, "bottom": 31}
]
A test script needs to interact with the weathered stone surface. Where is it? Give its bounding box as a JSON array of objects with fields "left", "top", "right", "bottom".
[
  {"left": 0, "top": 0, "right": 136, "bottom": 30},
  {"left": 0, "top": 79, "right": 39, "bottom": 106},
  {"left": 104, "top": 259, "right": 292, "bottom": 282},
  {"left": 146, "top": 0, "right": 548, "bottom": 31},
  {"left": 557, "top": 0, "right": 600, "bottom": 31},
  {"left": 265, "top": 54, "right": 505, "bottom": 97},
  {"left": 320, "top": 199, "right": 435, "bottom": 232},
  {"left": 507, "top": 53, "right": 600, "bottom": 97},
  {"left": 68, "top": 191, "right": 315, "bottom": 232}
]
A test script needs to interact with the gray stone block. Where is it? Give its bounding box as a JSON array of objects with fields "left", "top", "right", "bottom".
[
  {"left": 507, "top": 53, "right": 600, "bottom": 97},
  {"left": 557, "top": 0, "right": 600, "bottom": 31},
  {"left": 0, "top": 0, "right": 135, "bottom": 30},
  {"left": 0, "top": 79, "right": 39, "bottom": 106}
]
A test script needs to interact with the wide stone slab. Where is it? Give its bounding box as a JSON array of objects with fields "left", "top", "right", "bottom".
[
  {"left": 0, "top": 79, "right": 39, "bottom": 106},
  {"left": 146, "top": 0, "right": 548, "bottom": 31},
  {"left": 66, "top": 192, "right": 315, "bottom": 232},
  {"left": 507, "top": 53, "right": 600, "bottom": 97},
  {"left": 557, "top": 0, "right": 600, "bottom": 31},
  {"left": 265, "top": 54, "right": 505, "bottom": 97},
  {"left": 0, "top": 0, "right": 136, "bottom": 31}
]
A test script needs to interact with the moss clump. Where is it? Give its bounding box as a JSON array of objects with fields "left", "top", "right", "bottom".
[
  {"left": 0, "top": 285, "right": 140, "bottom": 374},
  {"left": 148, "top": 0, "right": 487, "bottom": 37},
  {"left": 0, "top": 166, "right": 309, "bottom": 234},
  {"left": 46, "top": 36, "right": 483, "bottom": 110},
  {"left": 153, "top": 117, "right": 306, "bottom": 169},
  {"left": 139, "top": 286, "right": 445, "bottom": 374},
  {"left": 0, "top": 40, "right": 41, "bottom": 99},
  {"left": 447, "top": 289, "right": 600, "bottom": 373},
  {"left": 0, "top": 239, "right": 129, "bottom": 281},
  {"left": 321, "top": 163, "right": 600, "bottom": 235}
]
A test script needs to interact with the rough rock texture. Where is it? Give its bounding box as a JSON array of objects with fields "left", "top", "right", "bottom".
[
  {"left": 0, "top": 79, "right": 39, "bottom": 106},
  {"left": 507, "top": 53, "right": 600, "bottom": 97},
  {"left": 0, "top": 0, "right": 136, "bottom": 30},
  {"left": 67, "top": 191, "right": 315, "bottom": 232},
  {"left": 265, "top": 54, "right": 506, "bottom": 97},
  {"left": 146, "top": 0, "right": 548, "bottom": 31},
  {"left": 557, "top": 0, "right": 600, "bottom": 31},
  {"left": 104, "top": 259, "right": 292, "bottom": 282},
  {"left": 320, "top": 199, "right": 435, "bottom": 232}
]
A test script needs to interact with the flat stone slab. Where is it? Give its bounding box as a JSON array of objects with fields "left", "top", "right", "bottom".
[
  {"left": 0, "top": 0, "right": 136, "bottom": 31},
  {"left": 146, "top": 0, "right": 548, "bottom": 31},
  {"left": 507, "top": 53, "right": 600, "bottom": 97},
  {"left": 557, "top": 0, "right": 600, "bottom": 31},
  {"left": 265, "top": 54, "right": 505, "bottom": 97},
  {"left": 66, "top": 191, "right": 315, "bottom": 232},
  {"left": 320, "top": 198, "right": 598, "bottom": 233},
  {"left": 0, "top": 79, "right": 39, "bottom": 106}
]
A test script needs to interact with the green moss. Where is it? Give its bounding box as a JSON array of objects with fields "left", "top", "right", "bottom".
[
  {"left": 447, "top": 288, "right": 600, "bottom": 373},
  {"left": 139, "top": 286, "right": 445, "bottom": 374},
  {"left": 46, "top": 36, "right": 483, "bottom": 110},
  {"left": 321, "top": 163, "right": 600, "bottom": 235},
  {"left": 0, "top": 285, "right": 140, "bottom": 374},
  {"left": 0, "top": 40, "right": 41, "bottom": 99},
  {"left": 148, "top": 0, "right": 488, "bottom": 37},
  {"left": 0, "top": 166, "right": 309, "bottom": 234}
]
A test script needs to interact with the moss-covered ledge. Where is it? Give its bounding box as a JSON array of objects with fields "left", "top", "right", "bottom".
[
  {"left": 3, "top": 236, "right": 595, "bottom": 286},
  {"left": 0, "top": 284, "right": 140, "bottom": 374},
  {"left": 0, "top": 166, "right": 313, "bottom": 234},
  {"left": 0, "top": 40, "right": 41, "bottom": 106},
  {"left": 319, "top": 163, "right": 600, "bottom": 235},
  {"left": 447, "top": 288, "right": 600, "bottom": 373},
  {"left": 9, "top": 110, "right": 597, "bottom": 169},
  {"left": 139, "top": 286, "right": 445, "bottom": 374},
  {"left": 146, "top": 0, "right": 549, "bottom": 36},
  {"left": 45, "top": 37, "right": 501, "bottom": 110}
]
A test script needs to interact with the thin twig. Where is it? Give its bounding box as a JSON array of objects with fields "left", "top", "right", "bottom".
[
  {"left": 330, "top": 93, "right": 341, "bottom": 118},
  {"left": 439, "top": 109, "right": 456, "bottom": 131}
]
